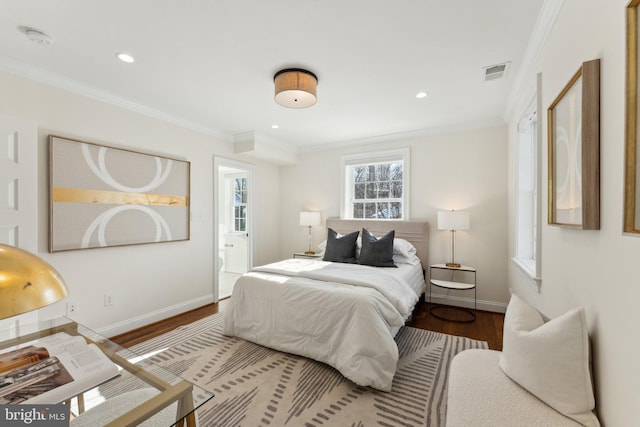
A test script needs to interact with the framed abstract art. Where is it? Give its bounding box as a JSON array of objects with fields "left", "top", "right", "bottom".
[
  {"left": 547, "top": 59, "right": 600, "bottom": 230},
  {"left": 49, "top": 135, "right": 190, "bottom": 252},
  {"left": 625, "top": 0, "right": 640, "bottom": 233}
]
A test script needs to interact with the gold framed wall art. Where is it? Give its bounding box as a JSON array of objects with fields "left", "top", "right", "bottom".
[
  {"left": 547, "top": 59, "right": 600, "bottom": 229},
  {"left": 49, "top": 135, "right": 190, "bottom": 252},
  {"left": 625, "top": 0, "right": 640, "bottom": 233}
]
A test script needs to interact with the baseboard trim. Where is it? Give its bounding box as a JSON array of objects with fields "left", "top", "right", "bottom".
[
  {"left": 96, "top": 294, "right": 215, "bottom": 338},
  {"left": 95, "top": 292, "right": 504, "bottom": 338},
  {"left": 428, "top": 292, "right": 507, "bottom": 313}
]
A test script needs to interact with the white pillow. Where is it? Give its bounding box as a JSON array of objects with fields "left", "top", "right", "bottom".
[
  {"left": 393, "top": 238, "right": 417, "bottom": 257},
  {"left": 499, "top": 294, "right": 599, "bottom": 427},
  {"left": 391, "top": 238, "right": 420, "bottom": 265}
]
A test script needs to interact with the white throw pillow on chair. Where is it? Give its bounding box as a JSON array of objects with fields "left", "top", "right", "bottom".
[{"left": 499, "top": 294, "right": 599, "bottom": 427}]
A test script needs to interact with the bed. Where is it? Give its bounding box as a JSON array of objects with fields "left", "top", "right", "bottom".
[{"left": 222, "top": 218, "right": 428, "bottom": 391}]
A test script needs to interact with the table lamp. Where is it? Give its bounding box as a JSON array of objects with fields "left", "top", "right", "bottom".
[
  {"left": 0, "top": 244, "right": 68, "bottom": 320},
  {"left": 299, "top": 211, "right": 321, "bottom": 254},
  {"left": 437, "top": 210, "right": 470, "bottom": 268}
]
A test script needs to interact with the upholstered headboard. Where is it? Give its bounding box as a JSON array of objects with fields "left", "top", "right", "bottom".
[{"left": 325, "top": 218, "right": 429, "bottom": 268}]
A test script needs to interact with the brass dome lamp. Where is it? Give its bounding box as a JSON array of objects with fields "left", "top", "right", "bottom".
[{"left": 0, "top": 244, "right": 68, "bottom": 320}]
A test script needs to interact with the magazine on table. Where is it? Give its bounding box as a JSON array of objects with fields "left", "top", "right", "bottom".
[{"left": 0, "top": 332, "right": 120, "bottom": 404}]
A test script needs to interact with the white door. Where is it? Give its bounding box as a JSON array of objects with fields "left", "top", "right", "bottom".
[
  {"left": 224, "top": 232, "right": 248, "bottom": 274},
  {"left": 0, "top": 115, "right": 37, "bottom": 250},
  {"left": 0, "top": 115, "right": 39, "bottom": 334},
  {"left": 213, "top": 157, "right": 255, "bottom": 301}
]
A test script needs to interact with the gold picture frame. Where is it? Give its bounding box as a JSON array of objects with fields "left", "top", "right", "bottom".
[
  {"left": 547, "top": 59, "right": 600, "bottom": 229},
  {"left": 49, "top": 135, "right": 190, "bottom": 252},
  {"left": 625, "top": 0, "right": 640, "bottom": 233}
]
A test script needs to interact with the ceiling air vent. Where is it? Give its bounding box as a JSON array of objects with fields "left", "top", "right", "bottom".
[
  {"left": 24, "top": 27, "right": 54, "bottom": 45},
  {"left": 483, "top": 62, "right": 511, "bottom": 82}
]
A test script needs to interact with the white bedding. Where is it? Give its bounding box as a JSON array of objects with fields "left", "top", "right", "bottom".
[
  {"left": 223, "top": 259, "right": 423, "bottom": 391},
  {"left": 396, "top": 262, "right": 427, "bottom": 298}
]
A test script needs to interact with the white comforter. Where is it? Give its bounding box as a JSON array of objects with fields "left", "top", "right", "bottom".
[{"left": 222, "top": 259, "right": 419, "bottom": 391}]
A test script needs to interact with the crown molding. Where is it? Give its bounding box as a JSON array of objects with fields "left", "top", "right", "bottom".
[
  {"left": 298, "top": 117, "right": 506, "bottom": 153},
  {"left": 503, "top": 0, "right": 566, "bottom": 119},
  {"left": 0, "top": 55, "right": 232, "bottom": 142}
]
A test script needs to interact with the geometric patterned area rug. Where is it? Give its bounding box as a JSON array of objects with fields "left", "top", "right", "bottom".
[{"left": 130, "top": 312, "right": 487, "bottom": 427}]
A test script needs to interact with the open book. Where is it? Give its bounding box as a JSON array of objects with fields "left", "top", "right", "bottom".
[{"left": 0, "top": 332, "right": 120, "bottom": 404}]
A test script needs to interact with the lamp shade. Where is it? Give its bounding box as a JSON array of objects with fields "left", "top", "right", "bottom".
[
  {"left": 0, "top": 244, "right": 68, "bottom": 319},
  {"left": 274, "top": 68, "right": 318, "bottom": 108},
  {"left": 437, "top": 210, "right": 470, "bottom": 230},
  {"left": 299, "top": 211, "right": 321, "bottom": 227}
]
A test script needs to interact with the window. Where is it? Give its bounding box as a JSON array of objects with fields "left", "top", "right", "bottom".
[
  {"left": 233, "top": 177, "right": 247, "bottom": 232},
  {"left": 513, "top": 100, "right": 541, "bottom": 281},
  {"left": 341, "top": 148, "right": 410, "bottom": 219}
]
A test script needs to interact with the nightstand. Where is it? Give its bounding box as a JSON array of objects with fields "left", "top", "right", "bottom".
[
  {"left": 293, "top": 252, "right": 323, "bottom": 259},
  {"left": 429, "top": 263, "right": 476, "bottom": 322}
]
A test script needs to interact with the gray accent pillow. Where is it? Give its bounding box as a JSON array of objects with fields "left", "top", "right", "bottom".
[
  {"left": 322, "top": 228, "right": 359, "bottom": 263},
  {"left": 357, "top": 228, "right": 397, "bottom": 268}
]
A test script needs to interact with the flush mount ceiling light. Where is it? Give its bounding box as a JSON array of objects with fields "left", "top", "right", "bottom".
[
  {"left": 274, "top": 68, "right": 318, "bottom": 108},
  {"left": 416, "top": 92, "right": 428, "bottom": 99}
]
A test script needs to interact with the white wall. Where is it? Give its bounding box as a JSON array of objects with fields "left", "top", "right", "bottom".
[
  {"left": 0, "top": 70, "right": 281, "bottom": 335},
  {"left": 280, "top": 126, "right": 510, "bottom": 312},
  {"left": 506, "top": 0, "right": 637, "bottom": 424}
]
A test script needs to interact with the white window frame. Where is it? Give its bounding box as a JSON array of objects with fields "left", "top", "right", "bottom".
[
  {"left": 233, "top": 176, "right": 247, "bottom": 232},
  {"left": 223, "top": 173, "right": 248, "bottom": 234},
  {"left": 340, "top": 148, "right": 410, "bottom": 220},
  {"left": 512, "top": 89, "right": 542, "bottom": 286}
]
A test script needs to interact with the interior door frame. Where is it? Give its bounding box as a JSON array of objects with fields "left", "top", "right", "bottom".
[{"left": 213, "top": 156, "right": 256, "bottom": 302}]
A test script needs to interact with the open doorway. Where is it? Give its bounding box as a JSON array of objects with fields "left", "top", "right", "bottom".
[{"left": 213, "top": 157, "right": 255, "bottom": 301}]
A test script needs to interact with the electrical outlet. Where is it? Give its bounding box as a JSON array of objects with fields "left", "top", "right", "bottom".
[
  {"left": 104, "top": 294, "right": 115, "bottom": 307},
  {"left": 67, "top": 301, "right": 78, "bottom": 315}
]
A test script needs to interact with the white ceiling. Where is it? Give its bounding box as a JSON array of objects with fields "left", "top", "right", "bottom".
[{"left": 0, "top": 0, "right": 545, "bottom": 150}]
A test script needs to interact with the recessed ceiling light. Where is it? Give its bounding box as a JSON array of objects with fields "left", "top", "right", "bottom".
[
  {"left": 271, "top": 124, "right": 280, "bottom": 129},
  {"left": 116, "top": 52, "right": 135, "bottom": 63},
  {"left": 416, "top": 92, "right": 428, "bottom": 99}
]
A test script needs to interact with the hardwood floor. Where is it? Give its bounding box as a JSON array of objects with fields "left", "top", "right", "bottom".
[
  {"left": 407, "top": 300, "right": 504, "bottom": 350},
  {"left": 110, "top": 300, "right": 225, "bottom": 347},
  {"left": 111, "top": 299, "right": 504, "bottom": 350}
]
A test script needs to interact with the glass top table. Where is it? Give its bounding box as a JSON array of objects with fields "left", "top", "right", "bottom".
[{"left": 0, "top": 316, "right": 214, "bottom": 426}]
